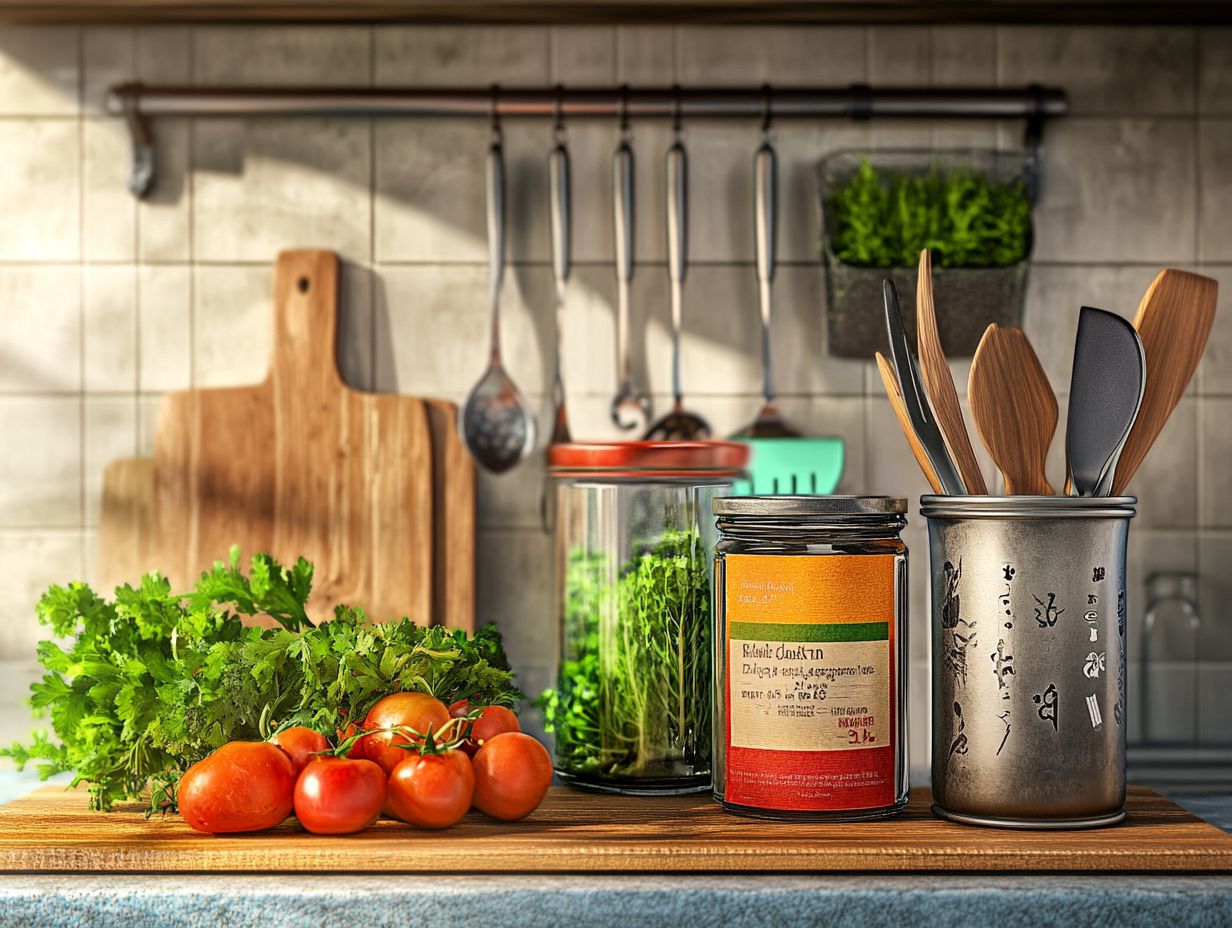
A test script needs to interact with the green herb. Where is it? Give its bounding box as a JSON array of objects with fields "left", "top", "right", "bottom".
[
  {"left": 539, "top": 530, "right": 710, "bottom": 780},
  {"left": 0, "top": 548, "right": 519, "bottom": 813},
  {"left": 826, "top": 158, "right": 1032, "bottom": 268}
]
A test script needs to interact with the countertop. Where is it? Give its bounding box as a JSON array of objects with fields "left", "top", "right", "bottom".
[{"left": 1, "top": 771, "right": 1231, "bottom": 927}]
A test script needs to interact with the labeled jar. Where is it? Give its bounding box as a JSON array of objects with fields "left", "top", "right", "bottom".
[
  {"left": 544, "top": 441, "right": 749, "bottom": 795},
  {"left": 712, "top": 496, "right": 908, "bottom": 820}
]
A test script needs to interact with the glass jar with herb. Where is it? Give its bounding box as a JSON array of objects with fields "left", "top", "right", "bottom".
[{"left": 540, "top": 441, "right": 749, "bottom": 795}]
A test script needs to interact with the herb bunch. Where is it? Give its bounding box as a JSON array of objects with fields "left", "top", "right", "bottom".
[
  {"left": 540, "top": 530, "right": 711, "bottom": 781},
  {"left": 1, "top": 548, "right": 519, "bottom": 812},
  {"left": 827, "top": 158, "right": 1032, "bottom": 268}
]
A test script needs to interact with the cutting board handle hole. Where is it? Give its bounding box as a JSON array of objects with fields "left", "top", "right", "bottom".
[{"left": 297, "top": 276, "right": 310, "bottom": 294}]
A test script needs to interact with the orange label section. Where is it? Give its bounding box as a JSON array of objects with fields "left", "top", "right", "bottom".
[{"left": 725, "top": 554, "right": 896, "bottom": 625}]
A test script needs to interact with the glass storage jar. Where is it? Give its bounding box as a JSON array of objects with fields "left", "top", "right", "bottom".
[
  {"left": 712, "top": 495, "right": 908, "bottom": 820},
  {"left": 545, "top": 441, "right": 749, "bottom": 795}
]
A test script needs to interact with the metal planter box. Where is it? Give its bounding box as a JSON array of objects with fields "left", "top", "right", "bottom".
[{"left": 818, "top": 149, "right": 1034, "bottom": 359}]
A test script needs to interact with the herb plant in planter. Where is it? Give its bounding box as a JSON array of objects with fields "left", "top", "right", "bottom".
[{"left": 819, "top": 150, "right": 1034, "bottom": 358}]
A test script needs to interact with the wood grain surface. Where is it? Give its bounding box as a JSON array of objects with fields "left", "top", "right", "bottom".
[
  {"left": 969, "top": 323, "right": 1058, "bottom": 496},
  {"left": 875, "top": 351, "right": 944, "bottom": 493},
  {"left": 153, "top": 250, "right": 434, "bottom": 623},
  {"left": 424, "top": 398, "right": 475, "bottom": 632},
  {"left": 95, "top": 458, "right": 156, "bottom": 594},
  {"left": 1112, "top": 268, "right": 1218, "bottom": 495},
  {"left": 2, "top": 786, "right": 1226, "bottom": 874},
  {"left": 914, "top": 249, "right": 987, "bottom": 495}
]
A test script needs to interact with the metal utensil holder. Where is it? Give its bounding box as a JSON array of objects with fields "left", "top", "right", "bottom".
[{"left": 921, "top": 495, "right": 1136, "bottom": 829}]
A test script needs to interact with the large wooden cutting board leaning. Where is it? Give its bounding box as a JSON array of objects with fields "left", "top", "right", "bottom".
[
  {"left": 96, "top": 249, "right": 474, "bottom": 629},
  {"left": 0, "top": 786, "right": 1229, "bottom": 873}
]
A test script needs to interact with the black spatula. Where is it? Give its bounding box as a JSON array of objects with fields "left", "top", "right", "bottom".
[{"left": 1064, "top": 307, "right": 1146, "bottom": 497}]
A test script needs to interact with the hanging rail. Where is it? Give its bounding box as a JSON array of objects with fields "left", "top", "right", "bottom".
[{"left": 106, "top": 82, "right": 1067, "bottom": 198}]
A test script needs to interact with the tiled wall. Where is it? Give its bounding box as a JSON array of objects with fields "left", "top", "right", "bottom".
[{"left": 0, "top": 24, "right": 1230, "bottom": 772}]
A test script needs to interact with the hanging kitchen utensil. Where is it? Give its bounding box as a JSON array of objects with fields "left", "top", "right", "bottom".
[
  {"left": 1111, "top": 268, "right": 1218, "bottom": 495},
  {"left": 875, "top": 352, "right": 944, "bottom": 494},
  {"left": 882, "top": 279, "right": 965, "bottom": 494},
  {"left": 548, "top": 103, "right": 573, "bottom": 446},
  {"left": 1065, "top": 306, "right": 1146, "bottom": 497},
  {"left": 461, "top": 105, "right": 537, "bottom": 473},
  {"left": 734, "top": 128, "right": 799, "bottom": 438},
  {"left": 968, "top": 323, "right": 1057, "bottom": 495},
  {"left": 610, "top": 99, "right": 651, "bottom": 432},
  {"left": 915, "top": 248, "right": 987, "bottom": 495},
  {"left": 646, "top": 116, "right": 710, "bottom": 441}
]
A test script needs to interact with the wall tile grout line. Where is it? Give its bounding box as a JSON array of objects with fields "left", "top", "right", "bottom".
[{"left": 77, "top": 26, "right": 87, "bottom": 567}]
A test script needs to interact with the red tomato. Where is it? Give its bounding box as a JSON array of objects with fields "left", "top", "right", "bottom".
[
  {"left": 337, "top": 721, "right": 366, "bottom": 759},
  {"left": 469, "top": 706, "right": 520, "bottom": 747},
  {"left": 472, "top": 732, "right": 553, "bottom": 822},
  {"left": 448, "top": 698, "right": 470, "bottom": 719},
  {"left": 293, "top": 756, "right": 387, "bottom": 836},
  {"left": 178, "top": 741, "right": 296, "bottom": 834},
  {"left": 270, "top": 726, "right": 330, "bottom": 774},
  {"left": 386, "top": 749, "right": 475, "bottom": 829},
  {"left": 359, "top": 693, "right": 451, "bottom": 774}
]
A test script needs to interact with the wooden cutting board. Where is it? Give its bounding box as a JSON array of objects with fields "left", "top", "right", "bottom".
[
  {"left": 153, "top": 250, "right": 434, "bottom": 624},
  {"left": 93, "top": 253, "right": 476, "bottom": 630},
  {"left": 423, "top": 398, "right": 475, "bottom": 631},
  {"left": 1, "top": 786, "right": 1229, "bottom": 873}
]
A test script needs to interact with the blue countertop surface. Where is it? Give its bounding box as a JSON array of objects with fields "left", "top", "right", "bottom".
[{"left": 1, "top": 771, "right": 1230, "bottom": 928}]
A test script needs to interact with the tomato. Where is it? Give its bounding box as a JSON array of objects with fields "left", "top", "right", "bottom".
[
  {"left": 270, "top": 726, "right": 330, "bottom": 774},
  {"left": 337, "top": 721, "right": 366, "bottom": 759},
  {"left": 386, "top": 748, "right": 474, "bottom": 829},
  {"left": 293, "top": 756, "right": 387, "bottom": 835},
  {"left": 359, "top": 692, "right": 451, "bottom": 774},
  {"left": 448, "top": 698, "right": 470, "bottom": 719},
  {"left": 471, "top": 732, "right": 553, "bottom": 822},
  {"left": 178, "top": 741, "right": 296, "bottom": 834},
  {"left": 469, "top": 706, "right": 520, "bottom": 747}
]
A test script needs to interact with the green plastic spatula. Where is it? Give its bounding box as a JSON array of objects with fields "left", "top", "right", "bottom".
[{"left": 733, "top": 437, "right": 845, "bottom": 495}]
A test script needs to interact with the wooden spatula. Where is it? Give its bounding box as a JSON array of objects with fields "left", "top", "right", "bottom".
[
  {"left": 915, "top": 249, "right": 987, "bottom": 494},
  {"left": 968, "top": 324, "right": 1058, "bottom": 495},
  {"left": 1111, "top": 269, "right": 1218, "bottom": 495},
  {"left": 875, "top": 351, "right": 943, "bottom": 493}
]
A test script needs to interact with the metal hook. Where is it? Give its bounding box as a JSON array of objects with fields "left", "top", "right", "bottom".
[
  {"left": 672, "top": 84, "right": 684, "bottom": 140},
  {"left": 618, "top": 83, "right": 632, "bottom": 142},
  {"left": 490, "top": 83, "right": 503, "bottom": 146},
  {"left": 552, "top": 83, "right": 567, "bottom": 144},
  {"left": 760, "top": 83, "right": 773, "bottom": 140},
  {"left": 115, "top": 84, "right": 155, "bottom": 199}
]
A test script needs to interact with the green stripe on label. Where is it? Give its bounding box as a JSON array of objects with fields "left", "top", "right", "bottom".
[{"left": 729, "top": 621, "right": 889, "bottom": 643}]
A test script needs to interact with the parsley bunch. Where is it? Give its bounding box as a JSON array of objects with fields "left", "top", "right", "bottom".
[
  {"left": 827, "top": 158, "right": 1032, "bottom": 268},
  {"left": 1, "top": 549, "right": 519, "bottom": 812}
]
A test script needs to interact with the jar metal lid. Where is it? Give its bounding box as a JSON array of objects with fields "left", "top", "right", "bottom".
[
  {"left": 713, "top": 495, "right": 908, "bottom": 516},
  {"left": 549, "top": 440, "right": 749, "bottom": 477}
]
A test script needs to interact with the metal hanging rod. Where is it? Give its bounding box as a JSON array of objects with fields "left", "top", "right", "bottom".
[{"left": 106, "top": 81, "right": 1067, "bottom": 198}]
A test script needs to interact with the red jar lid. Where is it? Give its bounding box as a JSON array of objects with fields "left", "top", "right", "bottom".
[{"left": 548, "top": 441, "right": 750, "bottom": 478}]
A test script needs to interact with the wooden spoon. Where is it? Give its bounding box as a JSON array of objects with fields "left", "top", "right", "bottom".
[
  {"left": 875, "top": 351, "right": 943, "bottom": 493},
  {"left": 1111, "top": 268, "right": 1218, "bottom": 495},
  {"left": 968, "top": 324, "right": 1058, "bottom": 495},
  {"left": 915, "top": 249, "right": 987, "bottom": 494}
]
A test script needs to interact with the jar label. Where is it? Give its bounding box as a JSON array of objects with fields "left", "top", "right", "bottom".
[{"left": 723, "top": 554, "right": 896, "bottom": 812}]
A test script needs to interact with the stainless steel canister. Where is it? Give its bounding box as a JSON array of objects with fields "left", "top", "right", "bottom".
[{"left": 921, "top": 495, "right": 1136, "bottom": 829}]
